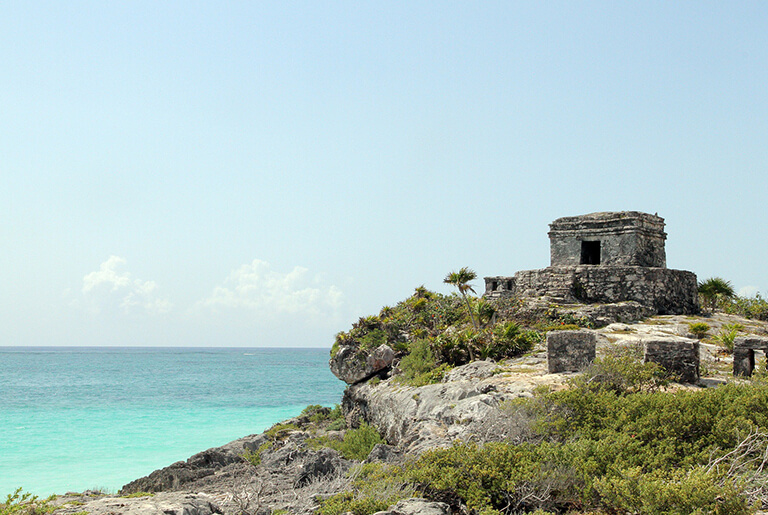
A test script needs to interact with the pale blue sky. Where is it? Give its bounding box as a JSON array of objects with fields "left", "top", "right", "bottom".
[{"left": 2, "top": 2, "right": 766, "bottom": 347}]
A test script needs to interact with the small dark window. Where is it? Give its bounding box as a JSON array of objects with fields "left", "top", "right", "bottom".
[
  {"left": 581, "top": 241, "right": 601, "bottom": 265},
  {"left": 506, "top": 280, "right": 513, "bottom": 290},
  {"left": 491, "top": 281, "right": 498, "bottom": 291}
]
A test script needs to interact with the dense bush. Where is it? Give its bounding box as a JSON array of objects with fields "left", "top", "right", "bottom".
[
  {"left": 318, "top": 463, "right": 414, "bottom": 515},
  {"left": 394, "top": 339, "right": 451, "bottom": 387},
  {"left": 404, "top": 377, "right": 768, "bottom": 514},
  {"left": 332, "top": 288, "right": 467, "bottom": 358},
  {"left": 334, "top": 286, "right": 544, "bottom": 378},
  {"left": 0, "top": 489, "right": 53, "bottom": 515},
  {"left": 308, "top": 423, "right": 384, "bottom": 461},
  {"left": 724, "top": 293, "right": 768, "bottom": 321}
]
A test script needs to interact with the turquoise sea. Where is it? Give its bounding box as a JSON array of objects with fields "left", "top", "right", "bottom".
[{"left": 0, "top": 347, "right": 345, "bottom": 497}]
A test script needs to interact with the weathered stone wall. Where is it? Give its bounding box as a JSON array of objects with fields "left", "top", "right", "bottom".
[
  {"left": 643, "top": 338, "right": 700, "bottom": 383},
  {"left": 547, "top": 330, "right": 596, "bottom": 373},
  {"left": 733, "top": 336, "right": 768, "bottom": 376},
  {"left": 485, "top": 266, "right": 699, "bottom": 315},
  {"left": 549, "top": 211, "right": 667, "bottom": 268}
]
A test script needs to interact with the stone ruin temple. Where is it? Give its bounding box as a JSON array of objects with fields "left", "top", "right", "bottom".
[{"left": 484, "top": 211, "right": 699, "bottom": 315}]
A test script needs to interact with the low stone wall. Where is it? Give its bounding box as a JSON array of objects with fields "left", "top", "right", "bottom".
[
  {"left": 643, "top": 337, "right": 700, "bottom": 383},
  {"left": 485, "top": 266, "right": 698, "bottom": 315},
  {"left": 547, "top": 330, "right": 596, "bottom": 373},
  {"left": 733, "top": 336, "right": 768, "bottom": 377}
]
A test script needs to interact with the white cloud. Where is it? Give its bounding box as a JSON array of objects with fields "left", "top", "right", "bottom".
[
  {"left": 199, "top": 259, "right": 345, "bottom": 323},
  {"left": 81, "top": 256, "right": 172, "bottom": 315}
]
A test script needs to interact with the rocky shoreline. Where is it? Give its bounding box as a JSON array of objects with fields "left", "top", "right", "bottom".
[{"left": 40, "top": 312, "right": 766, "bottom": 515}]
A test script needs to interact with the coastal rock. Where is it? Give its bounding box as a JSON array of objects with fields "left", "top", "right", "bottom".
[
  {"left": 343, "top": 359, "right": 567, "bottom": 454},
  {"left": 373, "top": 498, "right": 451, "bottom": 515},
  {"left": 330, "top": 343, "right": 395, "bottom": 384},
  {"left": 54, "top": 492, "right": 222, "bottom": 515},
  {"left": 366, "top": 443, "right": 404, "bottom": 464},
  {"left": 120, "top": 433, "right": 266, "bottom": 494},
  {"left": 295, "top": 447, "right": 349, "bottom": 486}
]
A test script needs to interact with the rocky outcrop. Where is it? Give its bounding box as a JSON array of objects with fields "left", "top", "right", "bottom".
[
  {"left": 373, "top": 498, "right": 451, "bottom": 515},
  {"left": 330, "top": 343, "right": 395, "bottom": 384},
  {"left": 53, "top": 492, "right": 222, "bottom": 515},
  {"left": 343, "top": 357, "right": 569, "bottom": 454},
  {"left": 120, "top": 433, "right": 266, "bottom": 494}
]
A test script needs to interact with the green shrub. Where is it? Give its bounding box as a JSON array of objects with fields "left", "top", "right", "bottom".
[
  {"left": 724, "top": 293, "right": 768, "bottom": 321},
  {"left": 309, "top": 423, "right": 384, "bottom": 461},
  {"left": 712, "top": 323, "right": 744, "bottom": 353},
  {"left": 317, "top": 463, "right": 414, "bottom": 515},
  {"left": 571, "top": 345, "right": 668, "bottom": 395},
  {"left": 300, "top": 404, "right": 343, "bottom": 424},
  {"left": 120, "top": 491, "right": 155, "bottom": 498},
  {"left": 486, "top": 321, "right": 540, "bottom": 359},
  {"left": 688, "top": 322, "right": 710, "bottom": 339},
  {"left": 241, "top": 441, "right": 271, "bottom": 466},
  {"left": 698, "top": 277, "right": 736, "bottom": 314},
  {"left": 317, "top": 491, "right": 389, "bottom": 515},
  {"left": 0, "top": 489, "right": 53, "bottom": 515},
  {"left": 264, "top": 422, "right": 300, "bottom": 441},
  {"left": 395, "top": 339, "right": 451, "bottom": 386}
]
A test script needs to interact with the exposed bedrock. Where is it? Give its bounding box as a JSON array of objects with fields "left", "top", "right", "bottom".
[
  {"left": 342, "top": 360, "right": 566, "bottom": 454},
  {"left": 329, "top": 343, "right": 395, "bottom": 384}
]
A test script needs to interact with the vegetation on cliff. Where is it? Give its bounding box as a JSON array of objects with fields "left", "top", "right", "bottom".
[
  {"left": 332, "top": 285, "right": 544, "bottom": 386},
  {"left": 322, "top": 353, "right": 768, "bottom": 514}
]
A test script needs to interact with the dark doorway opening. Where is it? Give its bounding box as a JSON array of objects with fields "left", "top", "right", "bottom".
[{"left": 581, "top": 241, "right": 601, "bottom": 265}]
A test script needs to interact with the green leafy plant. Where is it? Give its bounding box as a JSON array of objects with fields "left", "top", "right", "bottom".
[
  {"left": 308, "top": 423, "right": 384, "bottom": 461},
  {"left": 444, "top": 267, "right": 480, "bottom": 342},
  {"left": 264, "top": 422, "right": 300, "bottom": 441},
  {"left": 688, "top": 322, "right": 710, "bottom": 339},
  {"left": 395, "top": 339, "right": 451, "bottom": 387},
  {"left": 120, "top": 491, "right": 155, "bottom": 498},
  {"left": 712, "top": 323, "right": 744, "bottom": 353},
  {"left": 318, "top": 463, "right": 414, "bottom": 515},
  {"left": 241, "top": 441, "right": 271, "bottom": 466},
  {"left": 0, "top": 488, "right": 53, "bottom": 515},
  {"left": 698, "top": 277, "right": 736, "bottom": 314},
  {"left": 724, "top": 293, "right": 768, "bottom": 321}
]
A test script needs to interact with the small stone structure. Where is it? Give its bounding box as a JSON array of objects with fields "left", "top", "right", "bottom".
[
  {"left": 547, "top": 330, "right": 596, "bottom": 373},
  {"left": 733, "top": 336, "right": 768, "bottom": 377},
  {"left": 549, "top": 211, "right": 667, "bottom": 267},
  {"left": 485, "top": 212, "right": 699, "bottom": 316},
  {"left": 643, "top": 338, "right": 700, "bottom": 383}
]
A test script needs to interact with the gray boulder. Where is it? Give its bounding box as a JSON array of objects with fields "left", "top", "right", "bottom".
[
  {"left": 373, "top": 498, "right": 451, "bottom": 515},
  {"left": 330, "top": 343, "right": 395, "bottom": 384}
]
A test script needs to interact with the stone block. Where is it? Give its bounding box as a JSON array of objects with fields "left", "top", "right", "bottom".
[
  {"left": 547, "top": 330, "right": 596, "bottom": 373},
  {"left": 643, "top": 338, "right": 699, "bottom": 383},
  {"left": 732, "top": 336, "right": 768, "bottom": 376}
]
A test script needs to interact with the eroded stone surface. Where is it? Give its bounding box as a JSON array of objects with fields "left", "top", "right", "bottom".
[
  {"left": 330, "top": 343, "right": 395, "bottom": 385},
  {"left": 373, "top": 498, "right": 451, "bottom": 515},
  {"left": 643, "top": 337, "right": 700, "bottom": 383},
  {"left": 547, "top": 330, "right": 596, "bottom": 373}
]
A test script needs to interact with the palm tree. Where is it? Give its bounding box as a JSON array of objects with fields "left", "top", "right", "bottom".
[
  {"left": 698, "top": 277, "right": 736, "bottom": 314},
  {"left": 444, "top": 267, "right": 480, "bottom": 331}
]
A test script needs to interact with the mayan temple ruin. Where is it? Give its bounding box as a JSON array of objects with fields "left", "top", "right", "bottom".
[{"left": 484, "top": 211, "right": 699, "bottom": 315}]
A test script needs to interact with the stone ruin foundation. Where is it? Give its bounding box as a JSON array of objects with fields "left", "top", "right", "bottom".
[
  {"left": 733, "top": 336, "right": 768, "bottom": 377},
  {"left": 643, "top": 337, "right": 700, "bottom": 384},
  {"left": 547, "top": 330, "right": 596, "bottom": 373}
]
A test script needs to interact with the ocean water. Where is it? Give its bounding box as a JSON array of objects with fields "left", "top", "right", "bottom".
[{"left": 0, "top": 347, "right": 345, "bottom": 497}]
